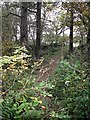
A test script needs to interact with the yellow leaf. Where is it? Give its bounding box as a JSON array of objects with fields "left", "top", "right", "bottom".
[{"left": 39, "top": 100, "right": 42, "bottom": 104}]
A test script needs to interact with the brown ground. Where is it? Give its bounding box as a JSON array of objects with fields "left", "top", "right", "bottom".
[
  {"left": 35, "top": 49, "right": 65, "bottom": 114},
  {"left": 36, "top": 54, "right": 61, "bottom": 82},
  {"left": 35, "top": 53, "right": 62, "bottom": 114}
]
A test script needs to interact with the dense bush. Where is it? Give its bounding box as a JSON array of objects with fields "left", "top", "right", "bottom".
[
  {"left": 0, "top": 46, "right": 55, "bottom": 120},
  {"left": 49, "top": 60, "right": 90, "bottom": 119},
  {"left": 1, "top": 45, "right": 90, "bottom": 119},
  {"left": 0, "top": 46, "right": 44, "bottom": 119}
]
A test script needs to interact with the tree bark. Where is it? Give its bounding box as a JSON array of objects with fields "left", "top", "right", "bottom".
[
  {"left": 87, "top": 3, "right": 90, "bottom": 71},
  {"left": 69, "top": 4, "right": 73, "bottom": 53},
  {"left": 20, "top": 2, "right": 28, "bottom": 44},
  {"left": 35, "top": 2, "right": 42, "bottom": 59},
  {"left": 86, "top": 2, "right": 90, "bottom": 99},
  {"left": 87, "top": 27, "right": 90, "bottom": 68}
]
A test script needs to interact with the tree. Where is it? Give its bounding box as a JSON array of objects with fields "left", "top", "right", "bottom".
[
  {"left": 86, "top": 2, "right": 90, "bottom": 69},
  {"left": 72, "top": 2, "right": 90, "bottom": 66},
  {"left": 69, "top": 3, "right": 73, "bottom": 53},
  {"left": 35, "top": 2, "right": 42, "bottom": 59},
  {"left": 2, "top": 3, "right": 14, "bottom": 41},
  {"left": 62, "top": 2, "right": 74, "bottom": 53},
  {"left": 20, "top": 2, "right": 28, "bottom": 44}
]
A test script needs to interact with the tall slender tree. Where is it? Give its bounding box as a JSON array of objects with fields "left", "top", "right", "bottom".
[
  {"left": 35, "top": 2, "right": 42, "bottom": 59},
  {"left": 69, "top": 3, "right": 73, "bottom": 53},
  {"left": 20, "top": 2, "right": 28, "bottom": 44},
  {"left": 87, "top": 2, "right": 90, "bottom": 69}
]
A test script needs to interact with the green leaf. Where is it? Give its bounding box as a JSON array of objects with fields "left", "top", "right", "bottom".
[
  {"left": 33, "top": 101, "right": 39, "bottom": 107},
  {"left": 28, "top": 110, "right": 42, "bottom": 118}
]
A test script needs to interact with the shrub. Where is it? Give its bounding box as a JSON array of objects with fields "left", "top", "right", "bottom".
[
  {"left": 0, "top": 46, "right": 46, "bottom": 120},
  {"left": 49, "top": 60, "right": 90, "bottom": 119}
]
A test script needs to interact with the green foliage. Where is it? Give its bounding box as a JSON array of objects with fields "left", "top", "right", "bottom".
[
  {"left": 1, "top": 46, "right": 46, "bottom": 119},
  {"left": 49, "top": 59, "right": 90, "bottom": 119},
  {"left": 1, "top": 94, "right": 42, "bottom": 120},
  {"left": 1, "top": 45, "right": 90, "bottom": 119},
  {"left": 1, "top": 46, "right": 55, "bottom": 120},
  {"left": 1, "top": 46, "right": 32, "bottom": 91}
]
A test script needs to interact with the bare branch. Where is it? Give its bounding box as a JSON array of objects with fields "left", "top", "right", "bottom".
[
  {"left": 10, "top": 12, "right": 21, "bottom": 18},
  {"left": 2, "top": 12, "right": 21, "bottom": 18},
  {"left": 27, "top": 9, "right": 37, "bottom": 13},
  {"left": 58, "top": 27, "right": 69, "bottom": 35}
]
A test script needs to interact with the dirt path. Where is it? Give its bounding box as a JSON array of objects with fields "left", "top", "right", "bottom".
[
  {"left": 36, "top": 54, "right": 61, "bottom": 82},
  {"left": 35, "top": 50, "right": 64, "bottom": 115}
]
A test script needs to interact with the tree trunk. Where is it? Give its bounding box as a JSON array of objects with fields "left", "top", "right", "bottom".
[
  {"left": 87, "top": 23, "right": 90, "bottom": 99},
  {"left": 20, "top": 2, "right": 28, "bottom": 44},
  {"left": 69, "top": 5, "right": 73, "bottom": 53},
  {"left": 87, "top": 27, "right": 90, "bottom": 65},
  {"left": 35, "top": 2, "right": 42, "bottom": 59},
  {"left": 87, "top": 3, "right": 90, "bottom": 66}
]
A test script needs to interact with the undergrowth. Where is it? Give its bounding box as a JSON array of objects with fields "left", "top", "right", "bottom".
[
  {"left": 1, "top": 46, "right": 90, "bottom": 120},
  {"left": 48, "top": 48, "right": 90, "bottom": 119},
  {"left": 0, "top": 46, "right": 53, "bottom": 120}
]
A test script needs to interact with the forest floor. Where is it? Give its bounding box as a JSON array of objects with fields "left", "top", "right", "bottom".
[
  {"left": 36, "top": 52, "right": 61, "bottom": 83},
  {"left": 35, "top": 50, "right": 62, "bottom": 112}
]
